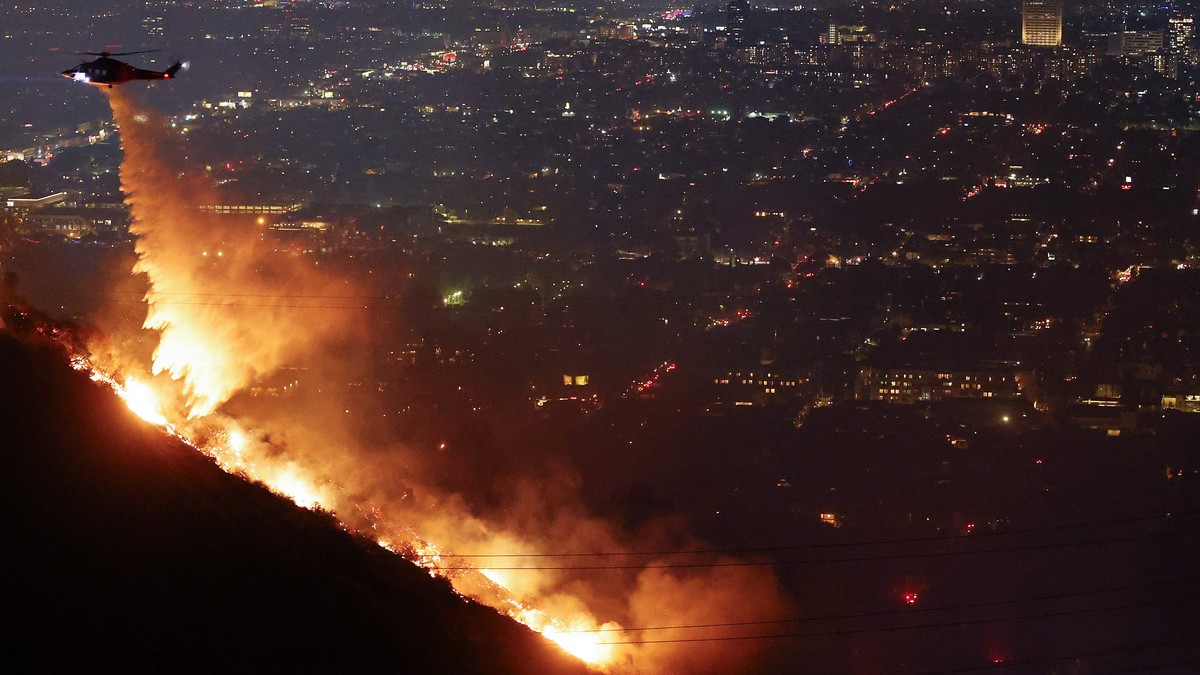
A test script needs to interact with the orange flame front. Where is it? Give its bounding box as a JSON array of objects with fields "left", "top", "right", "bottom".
[{"left": 77, "top": 354, "right": 623, "bottom": 669}]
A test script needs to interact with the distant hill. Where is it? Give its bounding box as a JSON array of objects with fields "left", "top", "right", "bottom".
[{"left": 0, "top": 330, "right": 591, "bottom": 674}]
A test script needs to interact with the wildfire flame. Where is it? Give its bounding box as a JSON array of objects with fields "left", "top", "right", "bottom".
[
  {"left": 269, "top": 469, "right": 324, "bottom": 510},
  {"left": 70, "top": 352, "right": 622, "bottom": 669},
  {"left": 543, "top": 622, "right": 615, "bottom": 665},
  {"left": 118, "top": 377, "right": 169, "bottom": 426},
  {"left": 75, "top": 87, "right": 792, "bottom": 675}
]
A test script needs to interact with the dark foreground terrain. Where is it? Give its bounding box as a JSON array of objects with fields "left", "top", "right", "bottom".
[{"left": 0, "top": 330, "right": 588, "bottom": 674}]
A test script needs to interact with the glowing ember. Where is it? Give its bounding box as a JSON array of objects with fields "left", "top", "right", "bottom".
[{"left": 227, "top": 429, "right": 247, "bottom": 453}]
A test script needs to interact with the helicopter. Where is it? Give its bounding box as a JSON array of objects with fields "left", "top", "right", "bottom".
[{"left": 60, "top": 50, "right": 184, "bottom": 87}]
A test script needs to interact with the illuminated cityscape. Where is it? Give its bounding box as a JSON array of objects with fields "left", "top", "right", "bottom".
[{"left": 2, "top": 0, "right": 1200, "bottom": 672}]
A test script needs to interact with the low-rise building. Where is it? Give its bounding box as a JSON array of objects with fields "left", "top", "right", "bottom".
[
  {"left": 856, "top": 366, "right": 1030, "bottom": 404},
  {"left": 713, "top": 368, "right": 808, "bottom": 407}
]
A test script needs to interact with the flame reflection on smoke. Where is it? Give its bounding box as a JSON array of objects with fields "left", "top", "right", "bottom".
[{"left": 78, "top": 357, "right": 624, "bottom": 668}]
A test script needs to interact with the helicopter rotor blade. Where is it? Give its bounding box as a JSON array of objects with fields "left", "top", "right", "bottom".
[{"left": 73, "top": 49, "right": 161, "bottom": 57}]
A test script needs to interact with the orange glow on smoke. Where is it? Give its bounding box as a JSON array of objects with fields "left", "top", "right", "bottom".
[
  {"left": 80, "top": 350, "right": 622, "bottom": 667},
  {"left": 78, "top": 353, "right": 624, "bottom": 669},
  {"left": 87, "top": 87, "right": 793, "bottom": 675}
]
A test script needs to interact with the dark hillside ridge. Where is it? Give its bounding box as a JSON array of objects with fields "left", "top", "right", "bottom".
[{"left": 0, "top": 331, "right": 590, "bottom": 675}]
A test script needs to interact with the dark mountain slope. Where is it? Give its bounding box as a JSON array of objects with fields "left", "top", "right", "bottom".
[{"left": 0, "top": 331, "right": 590, "bottom": 675}]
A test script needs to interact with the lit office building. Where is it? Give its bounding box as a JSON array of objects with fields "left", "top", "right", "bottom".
[
  {"left": 1169, "top": 17, "right": 1195, "bottom": 62},
  {"left": 1022, "top": 0, "right": 1063, "bottom": 47},
  {"left": 727, "top": 0, "right": 751, "bottom": 48}
]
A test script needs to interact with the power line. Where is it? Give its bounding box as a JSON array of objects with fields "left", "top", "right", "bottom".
[
  {"left": 435, "top": 529, "right": 1200, "bottom": 571},
  {"left": 576, "top": 577, "right": 1197, "bottom": 634},
  {"left": 435, "top": 510, "right": 1200, "bottom": 559},
  {"left": 594, "top": 596, "right": 1197, "bottom": 645}
]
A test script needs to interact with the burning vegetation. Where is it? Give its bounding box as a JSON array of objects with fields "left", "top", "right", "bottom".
[{"left": 30, "top": 88, "right": 794, "bottom": 672}]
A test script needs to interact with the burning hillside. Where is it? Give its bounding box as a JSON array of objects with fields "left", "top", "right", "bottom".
[
  {"left": 0, "top": 323, "right": 590, "bottom": 674},
  {"left": 2, "top": 89, "right": 794, "bottom": 674}
]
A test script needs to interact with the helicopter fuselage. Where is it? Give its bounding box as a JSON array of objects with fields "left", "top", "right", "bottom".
[{"left": 61, "top": 56, "right": 181, "bottom": 87}]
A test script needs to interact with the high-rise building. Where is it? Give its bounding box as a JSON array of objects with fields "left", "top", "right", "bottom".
[
  {"left": 823, "top": 23, "right": 875, "bottom": 45},
  {"left": 1168, "top": 16, "right": 1195, "bottom": 62},
  {"left": 1107, "top": 30, "right": 1163, "bottom": 56},
  {"left": 727, "top": 0, "right": 751, "bottom": 48},
  {"left": 1022, "top": 0, "right": 1063, "bottom": 47}
]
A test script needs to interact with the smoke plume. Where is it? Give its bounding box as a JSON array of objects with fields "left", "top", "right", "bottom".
[
  {"left": 98, "top": 88, "right": 793, "bottom": 674},
  {"left": 107, "top": 88, "right": 363, "bottom": 417}
]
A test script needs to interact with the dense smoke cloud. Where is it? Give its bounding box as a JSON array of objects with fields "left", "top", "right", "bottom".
[
  {"left": 98, "top": 88, "right": 794, "bottom": 673},
  {"left": 107, "top": 88, "right": 364, "bottom": 417}
]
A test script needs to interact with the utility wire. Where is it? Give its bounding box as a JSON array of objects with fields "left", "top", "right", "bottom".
[
  {"left": 576, "top": 577, "right": 1197, "bottom": 633},
  {"left": 594, "top": 596, "right": 1197, "bottom": 645},
  {"left": 435, "top": 529, "right": 1200, "bottom": 571},
  {"left": 435, "top": 510, "right": 1200, "bottom": 558}
]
